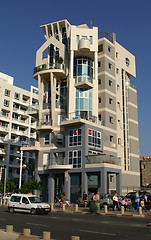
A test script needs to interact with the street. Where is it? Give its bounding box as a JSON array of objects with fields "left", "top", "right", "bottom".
[{"left": 0, "top": 206, "right": 151, "bottom": 240}]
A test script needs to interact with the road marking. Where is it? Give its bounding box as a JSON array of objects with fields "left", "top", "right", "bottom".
[
  {"left": 80, "top": 230, "right": 116, "bottom": 236},
  {"left": 0, "top": 218, "right": 6, "bottom": 221},
  {"left": 27, "top": 223, "right": 49, "bottom": 227}
]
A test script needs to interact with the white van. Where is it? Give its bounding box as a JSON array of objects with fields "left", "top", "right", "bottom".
[{"left": 8, "top": 194, "right": 51, "bottom": 215}]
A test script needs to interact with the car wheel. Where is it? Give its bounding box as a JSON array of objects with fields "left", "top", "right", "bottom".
[
  {"left": 9, "top": 207, "right": 14, "bottom": 213},
  {"left": 31, "top": 208, "right": 37, "bottom": 215}
]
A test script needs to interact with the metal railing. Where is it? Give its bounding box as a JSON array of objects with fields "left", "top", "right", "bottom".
[
  {"left": 28, "top": 105, "right": 39, "bottom": 112},
  {"left": 86, "top": 155, "right": 121, "bottom": 166},
  {"left": 60, "top": 112, "right": 105, "bottom": 126},
  {"left": 33, "top": 63, "right": 65, "bottom": 74},
  {"left": 75, "top": 75, "right": 93, "bottom": 84},
  {"left": 47, "top": 158, "right": 70, "bottom": 166},
  {"left": 37, "top": 119, "right": 52, "bottom": 127},
  {"left": 98, "top": 32, "right": 113, "bottom": 42}
]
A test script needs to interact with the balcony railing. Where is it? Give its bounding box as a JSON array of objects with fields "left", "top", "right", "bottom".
[
  {"left": 33, "top": 63, "right": 65, "bottom": 74},
  {"left": 47, "top": 158, "right": 70, "bottom": 166},
  {"left": 60, "top": 112, "right": 105, "bottom": 126},
  {"left": 86, "top": 155, "right": 121, "bottom": 166},
  {"left": 75, "top": 75, "right": 93, "bottom": 84},
  {"left": 37, "top": 119, "right": 52, "bottom": 127},
  {"left": 28, "top": 105, "right": 39, "bottom": 112}
]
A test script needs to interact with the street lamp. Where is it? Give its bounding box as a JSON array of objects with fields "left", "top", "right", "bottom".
[
  {"left": 3, "top": 165, "right": 7, "bottom": 197},
  {"left": 16, "top": 150, "right": 23, "bottom": 189}
]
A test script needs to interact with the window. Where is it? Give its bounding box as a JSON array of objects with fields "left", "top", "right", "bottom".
[
  {"left": 57, "top": 134, "right": 63, "bottom": 145},
  {"left": 109, "top": 80, "right": 112, "bottom": 86},
  {"left": 4, "top": 99, "right": 9, "bottom": 107},
  {"left": 126, "top": 58, "right": 130, "bottom": 67},
  {"left": 98, "top": 114, "right": 101, "bottom": 121},
  {"left": 98, "top": 61, "right": 101, "bottom": 68},
  {"left": 76, "top": 35, "right": 79, "bottom": 44},
  {"left": 110, "top": 135, "right": 114, "bottom": 142},
  {"left": 45, "top": 133, "right": 49, "bottom": 145},
  {"left": 88, "top": 129, "right": 102, "bottom": 148},
  {"left": 15, "top": 93, "right": 20, "bottom": 100},
  {"left": 108, "top": 63, "right": 112, "bottom": 69},
  {"left": 99, "top": 97, "right": 101, "bottom": 103},
  {"left": 98, "top": 44, "right": 103, "bottom": 52},
  {"left": 116, "top": 52, "right": 119, "bottom": 58},
  {"left": 108, "top": 46, "right": 111, "bottom": 52},
  {"left": 117, "top": 84, "right": 120, "bottom": 91},
  {"left": 69, "top": 128, "right": 82, "bottom": 146},
  {"left": 98, "top": 79, "right": 101, "bottom": 85},
  {"left": 116, "top": 68, "right": 119, "bottom": 74},
  {"left": 118, "top": 138, "right": 121, "bottom": 145},
  {"left": 90, "top": 36, "right": 93, "bottom": 45},
  {"left": 22, "top": 197, "right": 29, "bottom": 204},
  {"left": 10, "top": 196, "right": 21, "bottom": 203},
  {"left": 69, "top": 150, "right": 81, "bottom": 168},
  {"left": 110, "top": 175, "right": 114, "bottom": 183},
  {"left": 109, "top": 116, "right": 113, "bottom": 124},
  {"left": 109, "top": 98, "right": 113, "bottom": 104},
  {"left": 81, "top": 36, "right": 87, "bottom": 39},
  {"left": 5, "top": 89, "right": 10, "bottom": 97}
]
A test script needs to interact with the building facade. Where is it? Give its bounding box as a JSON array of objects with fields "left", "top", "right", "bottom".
[
  {"left": 22, "top": 19, "right": 139, "bottom": 202},
  {"left": 0, "top": 72, "right": 38, "bottom": 187}
]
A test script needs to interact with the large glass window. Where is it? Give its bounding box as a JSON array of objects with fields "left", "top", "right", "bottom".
[
  {"left": 74, "top": 57, "right": 93, "bottom": 83},
  {"left": 88, "top": 129, "right": 102, "bottom": 148},
  {"left": 69, "top": 150, "right": 81, "bottom": 168},
  {"left": 69, "top": 128, "right": 82, "bottom": 146},
  {"left": 76, "top": 88, "right": 92, "bottom": 119}
]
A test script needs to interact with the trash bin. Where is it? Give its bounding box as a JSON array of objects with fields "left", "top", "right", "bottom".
[{"left": 89, "top": 201, "right": 100, "bottom": 213}]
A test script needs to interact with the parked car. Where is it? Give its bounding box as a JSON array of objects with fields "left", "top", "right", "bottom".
[
  {"left": 125, "top": 191, "right": 150, "bottom": 204},
  {"left": 8, "top": 194, "right": 51, "bottom": 215},
  {"left": 100, "top": 194, "right": 132, "bottom": 209}
]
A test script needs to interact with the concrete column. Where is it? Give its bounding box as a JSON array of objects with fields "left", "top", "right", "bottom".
[
  {"left": 48, "top": 173, "right": 55, "bottom": 203},
  {"left": 81, "top": 172, "right": 87, "bottom": 196},
  {"left": 98, "top": 171, "right": 102, "bottom": 194},
  {"left": 116, "top": 172, "right": 122, "bottom": 195},
  {"left": 38, "top": 74, "right": 42, "bottom": 117},
  {"left": 100, "top": 169, "right": 107, "bottom": 195},
  {"left": 65, "top": 172, "right": 70, "bottom": 200},
  {"left": 94, "top": 51, "right": 98, "bottom": 81},
  {"left": 70, "top": 50, "right": 74, "bottom": 78}
]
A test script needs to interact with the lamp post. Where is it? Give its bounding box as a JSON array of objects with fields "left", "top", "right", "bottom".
[
  {"left": 16, "top": 150, "right": 23, "bottom": 189},
  {"left": 3, "top": 165, "right": 7, "bottom": 197}
]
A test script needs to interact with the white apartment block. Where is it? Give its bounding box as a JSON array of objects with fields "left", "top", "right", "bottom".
[
  {"left": 22, "top": 19, "right": 139, "bottom": 203},
  {"left": 0, "top": 72, "right": 38, "bottom": 187}
]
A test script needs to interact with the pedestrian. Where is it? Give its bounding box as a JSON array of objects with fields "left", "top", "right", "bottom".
[
  {"left": 144, "top": 192, "right": 148, "bottom": 211},
  {"left": 135, "top": 190, "right": 142, "bottom": 213},
  {"left": 83, "top": 192, "right": 88, "bottom": 207},
  {"left": 55, "top": 192, "right": 60, "bottom": 205},
  {"left": 141, "top": 199, "right": 145, "bottom": 211},
  {"left": 96, "top": 191, "right": 100, "bottom": 201},
  {"left": 113, "top": 193, "right": 119, "bottom": 211},
  {"left": 122, "top": 198, "right": 127, "bottom": 211}
]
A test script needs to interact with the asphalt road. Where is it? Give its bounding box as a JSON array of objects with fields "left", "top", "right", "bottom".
[{"left": 0, "top": 206, "right": 151, "bottom": 240}]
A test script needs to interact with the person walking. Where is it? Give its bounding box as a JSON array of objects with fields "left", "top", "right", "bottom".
[
  {"left": 135, "top": 190, "right": 142, "bottom": 213},
  {"left": 113, "top": 193, "right": 119, "bottom": 211}
]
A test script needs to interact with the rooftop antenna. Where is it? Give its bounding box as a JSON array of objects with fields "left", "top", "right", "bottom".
[{"left": 90, "top": 20, "right": 92, "bottom": 28}]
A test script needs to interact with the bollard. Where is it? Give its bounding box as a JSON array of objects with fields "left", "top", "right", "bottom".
[
  {"left": 63, "top": 204, "right": 65, "bottom": 211},
  {"left": 0, "top": 198, "right": 2, "bottom": 205},
  {"left": 104, "top": 205, "right": 108, "bottom": 214},
  {"left": 121, "top": 206, "right": 124, "bottom": 215},
  {"left": 50, "top": 203, "right": 54, "bottom": 211},
  {"left": 6, "top": 199, "right": 9, "bottom": 206},
  {"left": 139, "top": 206, "right": 142, "bottom": 215},
  {"left": 23, "top": 228, "right": 31, "bottom": 236},
  {"left": 75, "top": 204, "right": 78, "bottom": 212},
  {"left": 71, "top": 236, "right": 80, "bottom": 240},
  {"left": 2, "top": 199, "right": 5, "bottom": 206},
  {"left": 43, "top": 231, "right": 51, "bottom": 240},
  {"left": 6, "top": 225, "right": 13, "bottom": 233}
]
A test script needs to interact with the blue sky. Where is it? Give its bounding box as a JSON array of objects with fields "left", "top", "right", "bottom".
[{"left": 0, "top": 0, "right": 150, "bottom": 156}]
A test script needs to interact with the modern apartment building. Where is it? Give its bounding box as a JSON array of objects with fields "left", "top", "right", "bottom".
[
  {"left": 22, "top": 19, "right": 139, "bottom": 202},
  {"left": 140, "top": 156, "right": 151, "bottom": 187},
  {"left": 0, "top": 72, "right": 38, "bottom": 187}
]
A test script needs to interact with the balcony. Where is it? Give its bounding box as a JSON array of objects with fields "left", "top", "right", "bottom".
[
  {"left": 46, "top": 158, "right": 72, "bottom": 170},
  {"left": 86, "top": 155, "right": 121, "bottom": 166},
  {"left": 60, "top": 111, "right": 105, "bottom": 127},
  {"left": 33, "top": 63, "right": 66, "bottom": 79},
  {"left": 21, "top": 140, "right": 40, "bottom": 152},
  {"left": 0, "top": 124, "right": 9, "bottom": 132},
  {"left": 27, "top": 105, "right": 39, "bottom": 117},
  {"left": 79, "top": 38, "right": 90, "bottom": 51},
  {"left": 37, "top": 119, "right": 53, "bottom": 131}
]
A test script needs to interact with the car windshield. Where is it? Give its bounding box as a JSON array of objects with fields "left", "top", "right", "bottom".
[{"left": 28, "top": 197, "right": 42, "bottom": 203}]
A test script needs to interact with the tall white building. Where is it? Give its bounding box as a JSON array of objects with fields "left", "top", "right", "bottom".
[
  {"left": 0, "top": 72, "right": 38, "bottom": 187},
  {"left": 23, "top": 19, "right": 139, "bottom": 202}
]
